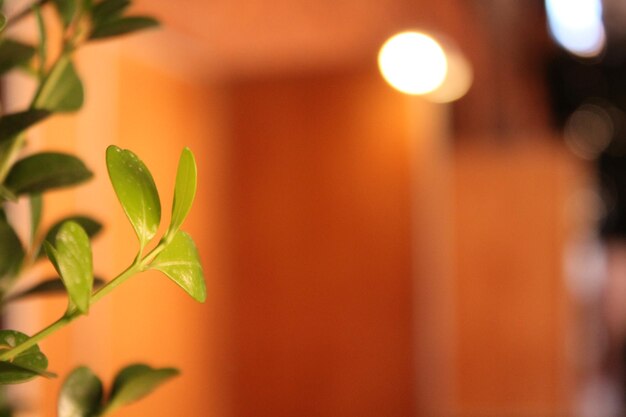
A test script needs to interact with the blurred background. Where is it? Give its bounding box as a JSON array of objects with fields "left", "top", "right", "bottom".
[{"left": 7, "top": 0, "right": 626, "bottom": 416}]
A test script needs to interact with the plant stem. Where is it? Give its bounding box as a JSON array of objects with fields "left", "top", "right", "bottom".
[
  {"left": 90, "top": 261, "right": 140, "bottom": 304},
  {"left": 33, "top": 4, "right": 47, "bottom": 80},
  {"left": 0, "top": 240, "right": 167, "bottom": 361},
  {"left": 0, "top": 313, "right": 72, "bottom": 361}
]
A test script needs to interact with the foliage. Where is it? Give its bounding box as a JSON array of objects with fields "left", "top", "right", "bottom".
[{"left": 0, "top": 0, "right": 206, "bottom": 415}]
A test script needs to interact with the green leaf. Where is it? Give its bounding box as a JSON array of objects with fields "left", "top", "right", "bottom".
[
  {"left": 30, "top": 194, "right": 42, "bottom": 244},
  {"left": 91, "top": 0, "right": 130, "bottom": 25},
  {"left": 0, "top": 330, "right": 50, "bottom": 384},
  {"left": 168, "top": 147, "right": 197, "bottom": 236},
  {"left": 5, "top": 152, "right": 92, "bottom": 195},
  {"left": 104, "top": 364, "right": 178, "bottom": 414},
  {"left": 0, "top": 361, "right": 56, "bottom": 379},
  {"left": 45, "top": 221, "right": 93, "bottom": 314},
  {"left": 4, "top": 276, "right": 105, "bottom": 303},
  {"left": 52, "top": 0, "right": 78, "bottom": 28},
  {"left": 106, "top": 146, "right": 160, "bottom": 249},
  {"left": 151, "top": 231, "right": 206, "bottom": 302},
  {"left": 0, "top": 110, "right": 50, "bottom": 144},
  {"left": 58, "top": 366, "right": 103, "bottom": 417},
  {"left": 0, "top": 13, "right": 6, "bottom": 32},
  {"left": 33, "top": 55, "right": 83, "bottom": 112},
  {"left": 36, "top": 215, "right": 102, "bottom": 259},
  {"left": 89, "top": 16, "right": 159, "bottom": 40},
  {"left": 0, "top": 39, "right": 36, "bottom": 75},
  {"left": 0, "top": 186, "right": 16, "bottom": 203},
  {"left": 0, "top": 220, "right": 23, "bottom": 279}
]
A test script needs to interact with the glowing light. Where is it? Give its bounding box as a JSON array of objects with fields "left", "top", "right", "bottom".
[
  {"left": 545, "top": 0, "right": 606, "bottom": 57},
  {"left": 378, "top": 31, "right": 448, "bottom": 95},
  {"left": 424, "top": 45, "right": 473, "bottom": 103}
]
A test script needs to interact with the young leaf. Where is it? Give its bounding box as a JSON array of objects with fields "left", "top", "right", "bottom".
[
  {"left": 45, "top": 221, "right": 93, "bottom": 314},
  {"left": 5, "top": 152, "right": 92, "bottom": 195},
  {"left": 5, "top": 276, "right": 105, "bottom": 303},
  {"left": 0, "top": 220, "right": 24, "bottom": 279},
  {"left": 0, "top": 110, "right": 50, "bottom": 144},
  {"left": 168, "top": 147, "right": 197, "bottom": 236},
  {"left": 30, "top": 194, "right": 43, "bottom": 245},
  {"left": 52, "top": 0, "right": 78, "bottom": 28},
  {"left": 0, "top": 330, "right": 50, "bottom": 384},
  {"left": 58, "top": 366, "right": 103, "bottom": 417},
  {"left": 150, "top": 231, "right": 206, "bottom": 302},
  {"left": 33, "top": 55, "right": 84, "bottom": 112},
  {"left": 36, "top": 215, "right": 102, "bottom": 259},
  {"left": 89, "top": 16, "right": 159, "bottom": 40},
  {"left": 104, "top": 364, "right": 178, "bottom": 414},
  {"left": 0, "top": 39, "right": 36, "bottom": 75},
  {"left": 106, "top": 146, "right": 160, "bottom": 249}
]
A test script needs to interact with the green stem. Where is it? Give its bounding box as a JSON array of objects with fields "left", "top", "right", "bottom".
[
  {"left": 33, "top": 5, "right": 47, "bottom": 80},
  {"left": 0, "top": 313, "right": 72, "bottom": 361},
  {"left": 90, "top": 261, "right": 140, "bottom": 304},
  {"left": 0, "top": 240, "right": 167, "bottom": 361}
]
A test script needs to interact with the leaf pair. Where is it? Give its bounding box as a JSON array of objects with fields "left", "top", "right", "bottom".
[
  {"left": 58, "top": 364, "right": 178, "bottom": 417},
  {"left": 106, "top": 146, "right": 206, "bottom": 302}
]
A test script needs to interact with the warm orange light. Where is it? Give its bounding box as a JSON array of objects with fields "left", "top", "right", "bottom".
[
  {"left": 424, "top": 43, "right": 473, "bottom": 103},
  {"left": 378, "top": 31, "right": 472, "bottom": 102},
  {"left": 378, "top": 31, "right": 448, "bottom": 95}
]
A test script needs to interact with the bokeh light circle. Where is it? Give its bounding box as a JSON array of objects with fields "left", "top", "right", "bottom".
[{"left": 378, "top": 31, "right": 448, "bottom": 95}]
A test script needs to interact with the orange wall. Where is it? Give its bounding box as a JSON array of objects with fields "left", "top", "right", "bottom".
[
  {"left": 453, "top": 140, "right": 576, "bottom": 416},
  {"left": 224, "top": 68, "right": 417, "bottom": 417},
  {"left": 8, "top": 34, "right": 579, "bottom": 417}
]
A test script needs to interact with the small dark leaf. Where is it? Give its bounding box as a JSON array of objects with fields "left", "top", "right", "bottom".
[
  {"left": 33, "top": 56, "right": 83, "bottom": 112},
  {"left": 5, "top": 152, "right": 92, "bottom": 195},
  {"left": 5, "top": 276, "right": 105, "bottom": 303},
  {"left": 58, "top": 366, "right": 103, "bottom": 417},
  {"left": 0, "top": 220, "right": 23, "bottom": 279},
  {"left": 91, "top": 0, "right": 130, "bottom": 25},
  {"left": 90, "top": 16, "right": 159, "bottom": 40},
  {"left": 0, "top": 110, "right": 50, "bottom": 144},
  {"left": 0, "top": 330, "right": 50, "bottom": 384},
  {"left": 0, "top": 39, "right": 36, "bottom": 75},
  {"left": 36, "top": 215, "right": 102, "bottom": 259},
  {"left": 104, "top": 364, "right": 178, "bottom": 414},
  {"left": 52, "top": 0, "right": 77, "bottom": 28}
]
